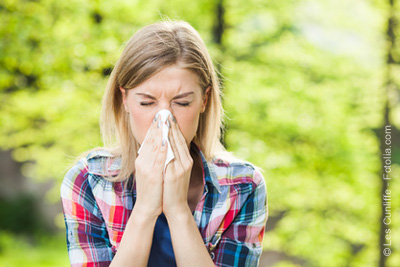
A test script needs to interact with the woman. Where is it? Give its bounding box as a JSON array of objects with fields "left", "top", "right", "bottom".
[{"left": 61, "top": 19, "right": 268, "bottom": 267}]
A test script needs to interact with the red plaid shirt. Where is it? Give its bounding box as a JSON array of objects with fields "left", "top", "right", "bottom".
[{"left": 61, "top": 145, "right": 268, "bottom": 266}]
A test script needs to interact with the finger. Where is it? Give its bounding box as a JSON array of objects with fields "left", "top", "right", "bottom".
[
  {"left": 169, "top": 115, "right": 191, "bottom": 161},
  {"left": 140, "top": 114, "right": 158, "bottom": 148},
  {"left": 150, "top": 115, "right": 163, "bottom": 152},
  {"left": 169, "top": 125, "right": 191, "bottom": 175},
  {"left": 154, "top": 134, "right": 168, "bottom": 171},
  {"left": 141, "top": 115, "right": 163, "bottom": 161},
  {"left": 148, "top": 114, "right": 162, "bottom": 145},
  {"left": 168, "top": 117, "right": 180, "bottom": 165}
]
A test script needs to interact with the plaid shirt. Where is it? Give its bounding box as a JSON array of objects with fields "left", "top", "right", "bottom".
[{"left": 61, "top": 144, "right": 268, "bottom": 267}]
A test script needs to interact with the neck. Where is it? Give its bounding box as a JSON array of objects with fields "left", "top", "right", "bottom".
[{"left": 189, "top": 143, "right": 203, "bottom": 186}]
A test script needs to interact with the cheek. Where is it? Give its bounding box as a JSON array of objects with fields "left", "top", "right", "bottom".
[
  {"left": 175, "top": 108, "right": 201, "bottom": 143},
  {"left": 129, "top": 108, "right": 154, "bottom": 144}
]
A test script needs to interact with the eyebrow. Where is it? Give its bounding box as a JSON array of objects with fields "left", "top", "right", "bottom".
[{"left": 135, "top": 91, "right": 194, "bottom": 100}]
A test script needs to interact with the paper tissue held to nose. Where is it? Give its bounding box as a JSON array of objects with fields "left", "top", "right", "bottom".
[{"left": 138, "top": 109, "right": 175, "bottom": 172}]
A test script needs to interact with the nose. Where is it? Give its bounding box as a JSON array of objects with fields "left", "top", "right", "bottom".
[
  {"left": 154, "top": 106, "right": 174, "bottom": 121},
  {"left": 156, "top": 102, "right": 173, "bottom": 114},
  {"left": 153, "top": 108, "right": 175, "bottom": 128}
]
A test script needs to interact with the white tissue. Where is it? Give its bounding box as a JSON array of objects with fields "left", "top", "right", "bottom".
[{"left": 138, "top": 109, "right": 175, "bottom": 172}]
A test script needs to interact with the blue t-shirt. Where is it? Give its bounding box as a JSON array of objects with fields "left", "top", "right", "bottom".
[{"left": 148, "top": 212, "right": 176, "bottom": 266}]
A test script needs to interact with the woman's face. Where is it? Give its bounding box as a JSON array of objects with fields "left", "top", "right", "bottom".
[{"left": 121, "top": 65, "right": 210, "bottom": 147}]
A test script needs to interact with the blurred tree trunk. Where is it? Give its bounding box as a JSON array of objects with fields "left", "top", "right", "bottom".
[
  {"left": 379, "top": 0, "right": 397, "bottom": 266},
  {"left": 212, "top": 0, "right": 227, "bottom": 147},
  {"left": 212, "top": 0, "right": 225, "bottom": 47}
]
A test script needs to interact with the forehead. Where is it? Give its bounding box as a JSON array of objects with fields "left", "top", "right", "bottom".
[{"left": 132, "top": 66, "right": 202, "bottom": 95}]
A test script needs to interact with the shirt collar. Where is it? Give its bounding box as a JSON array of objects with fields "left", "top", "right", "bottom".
[{"left": 191, "top": 142, "right": 221, "bottom": 194}]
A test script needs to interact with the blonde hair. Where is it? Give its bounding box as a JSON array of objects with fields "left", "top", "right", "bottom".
[{"left": 100, "top": 19, "right": 228, "bottom": 182}]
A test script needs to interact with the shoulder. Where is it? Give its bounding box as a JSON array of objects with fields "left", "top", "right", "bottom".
[
  {"left": 61, "top": 149, "right": 120, "bottom": 195},
  {"left": 85, "top": 149, "right": 121, "bottom": 176},
  {"left": 209, "top": 153, "right": 265, "bottom": 189}
]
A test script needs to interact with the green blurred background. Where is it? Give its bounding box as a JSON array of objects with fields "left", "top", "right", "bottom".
[{"left": 0, "top": 0, "right": 399, "bottom": 266}]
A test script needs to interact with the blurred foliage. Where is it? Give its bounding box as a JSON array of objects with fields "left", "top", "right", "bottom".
[
  {"left": 0, "top": 0, "right": 399, "bottom": 266},
  {"left": 0, "top": 195, "right": 45, "bottom": 234},
  {"left": 0, "top": 232, "right": 69, "bottom": 266}
]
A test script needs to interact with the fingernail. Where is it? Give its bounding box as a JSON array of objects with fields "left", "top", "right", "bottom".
[
  {"left": 153, "top": 114, "right": 159, "bottom": 123},
  {"left": 170, "top": 114, "right": 177, "bottom": 123}
]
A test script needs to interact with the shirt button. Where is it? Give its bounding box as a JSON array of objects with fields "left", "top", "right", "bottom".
[{"left": 210, "top": 251, "right": 215, "bottom": 260}]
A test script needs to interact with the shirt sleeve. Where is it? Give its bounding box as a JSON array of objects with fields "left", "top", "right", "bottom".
[
  {"left": 60, "top": 158, "right": 113, "bottom": 267},
  {"left": 213, "top": 168, "right": 268, "bottom": 267}
]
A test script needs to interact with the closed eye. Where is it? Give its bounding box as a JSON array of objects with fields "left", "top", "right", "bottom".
[
  {"left": 176, "top": 102, "right": 190, "bottom": 106},
  {"left": 139, "top": 102, "right": 191, "bottom": 107}
]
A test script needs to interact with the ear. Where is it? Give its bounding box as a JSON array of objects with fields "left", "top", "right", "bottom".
[
  {"left": 119, "top": 86, "right": 129, "bottom": 111},
  {"left": 201, "top": 86, "right": 211, "bottom": 113}
]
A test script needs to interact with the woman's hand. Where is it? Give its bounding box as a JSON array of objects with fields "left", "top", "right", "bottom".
[
  {"left": 133, "top": 115, "right": 167, "bottom": 219},
  {"left": 163, "top": 114, "right": 193, "bottom": 218}
]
